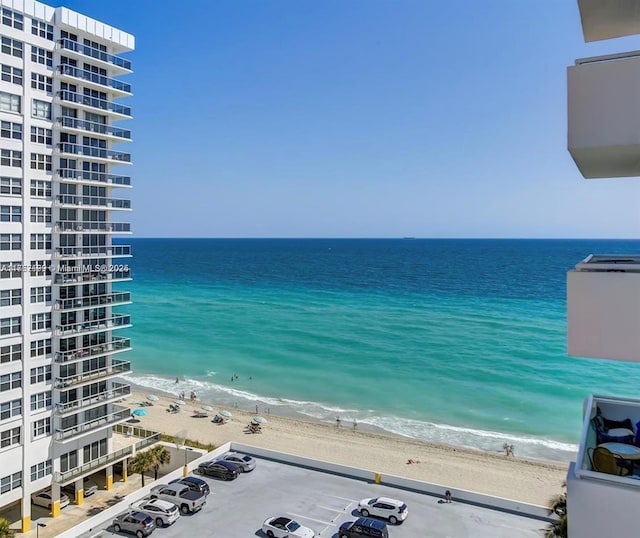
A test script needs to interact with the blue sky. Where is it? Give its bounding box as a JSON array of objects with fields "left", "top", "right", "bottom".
[{"left": 50, "top": 0, "right": 640, "bottom": 238}]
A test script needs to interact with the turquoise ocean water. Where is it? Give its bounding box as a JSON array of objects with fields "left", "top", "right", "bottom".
[{"left": 120, "top": 238, "right": 640, "bottom": 463}]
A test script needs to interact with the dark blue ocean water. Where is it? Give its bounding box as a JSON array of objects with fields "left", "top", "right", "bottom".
[{"left": 118, "top": 238, "right": 640, "bottom": 462}]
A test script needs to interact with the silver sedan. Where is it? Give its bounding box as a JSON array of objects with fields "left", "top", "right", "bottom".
[{"left": 221, "top": 452, "right": 256, "bottom": 472}]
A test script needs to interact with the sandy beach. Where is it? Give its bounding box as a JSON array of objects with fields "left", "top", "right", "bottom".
[{"left": 126, "top": 386, "right": 567, "bottom": 507}]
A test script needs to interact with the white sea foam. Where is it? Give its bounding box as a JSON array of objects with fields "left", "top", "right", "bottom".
[{"left": 127, "top": 373, "right": 577, "bottom": 463}]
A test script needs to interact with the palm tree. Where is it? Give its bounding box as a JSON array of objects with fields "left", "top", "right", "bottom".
[
  {"left": 0, "top": 517, "right": 13, "bottom": 537},
  {"left": 129, "top": 450, "right": 155, "bottom": 487},
  {"left": 149, "top": 445, "right": 171, "bottom": 480},
  {"left": 545, "top": 482, "right": 567, "bottom": 538}
]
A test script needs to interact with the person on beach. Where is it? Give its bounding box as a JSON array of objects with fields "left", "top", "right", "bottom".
[
  {"left": 175, "top": 377, "right": 179, "bottom": 384},
  {"left": 445, "top": 490, "right": 452, "bottom": 503}
]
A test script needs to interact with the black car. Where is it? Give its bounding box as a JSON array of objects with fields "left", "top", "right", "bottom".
[
  {"left": 169, "top": 476, "right": 210, "bottom": 496},
  {"left": 195, "top": 460, "right": 240, "bottom": 481},
  {"left": 339, "top": 518, "right": 389, "bottom": 538}
]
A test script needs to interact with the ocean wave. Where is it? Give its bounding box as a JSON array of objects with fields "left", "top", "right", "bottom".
[{"left": 127, "top": 373, "right": 577, "bottom": 462}]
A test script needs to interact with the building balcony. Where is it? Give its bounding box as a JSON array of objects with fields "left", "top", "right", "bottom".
[
  {"left": 55, "top": 221, "right": 132, "bottom": 234},
  {"left": 55, "top": 314, "right": 132, "bottom": 337},
  {"left": 56, "top": 116, "right": 131, "bottom": 141},
  {"left": 53, "top": 359, "right": 131, "bottom": 390},
  {"left": 55, "top": 291, "right": 132, "bottom": 311},
  {"left": 53, "top": 405, "right": 131, "bottom": 442},
  {"left": 568, "top": 394, "right": 640, "bottom": 537},
  {"left": 568, "top": 51, "right": 640, "bottom": 179},
  {"left": 567, "top": 254, "right": 640, "bottom": 362},
  {"left": 55, "top": 65, "right": 132, "bottom": 96},
  {"left": 577, "top": 0, "right": 640, "bottom": 42},
  {"left": 56, "top": 194, "right": 131, "bottom": 210},
  {"left": 55, "top": 382, "right": 131, "bottom": 416},
  {"left": 57, "top": 38, "right": 132, "bottom": 74},
  {"left": 57, "top": 143, "right": 132, "bottom": 164},
  {"left": 55, "top": 337, "right": 132, "bottom": 364},
  {"left": 54, "top": 270, "right": 131, "bottom": 285},
  {"left": 55, "top": 245, "right": 132, "bottom": 259},
  {"left": 56, "top": 90, "right": 131, "bottom": 119},
  {"left": 56, "top": 168, "right": 132, "bottom": 187}
]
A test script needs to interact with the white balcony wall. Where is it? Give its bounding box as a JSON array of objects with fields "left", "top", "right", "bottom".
[
  {"left": 578, "top": 0, "right": 640, "bottom": 42},
  {"left": 568, "top": 54, "right": 640, "bottom": 179},
  {"left": 568, "top": 270, "right": 640, "bottom": 361},
  {"left": 567, "top": 462, "right": 639, "bottom": 537}
]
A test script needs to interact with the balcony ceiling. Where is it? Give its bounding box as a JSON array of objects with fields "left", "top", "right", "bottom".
[{"left": 579, "top": 0, "right": 640, "bottom": 42}]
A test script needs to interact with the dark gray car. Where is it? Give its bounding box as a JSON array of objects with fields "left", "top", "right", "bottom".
[{"left": 112, "top": 511, "right": 156, "bottom": 538}]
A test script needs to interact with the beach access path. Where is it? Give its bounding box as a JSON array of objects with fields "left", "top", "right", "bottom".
[{"left": 129, "top": 388, "right": 567, "bottom": 506}]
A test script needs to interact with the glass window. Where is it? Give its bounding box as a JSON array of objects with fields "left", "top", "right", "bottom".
[
  {"left": 32, "top": 417, "right": 50, "bottom": 438},
  {"left": 0, "top": 399, "right": 21, "bottom": 421},
  {"left": 31, "top": 99, "right": 50, "bottom": 119},
  {"left": 30, "top": 391, "right": 51, "bottom": 411},
  {"left": 30, "top": 460, "right": 52, "bottom": 481},
  {"left": 30, "top": 338, "right": 50, "bottom": 357},
  {"left": 0, "top": 289, "right": 20, "bottom": 306},
  {"left": 0, "top": 372, "right": 21, "bottom": 391},
  {"left": 30, "top": 72, "right": 52, "bottom": 93},
  {"left": 2, "top": 8, "right": 23, "bottom": 30},
  {"left": 30, "top": 234, "right": 51, "bottom": 250},
  {"left": 0, "top": 150, "right": 21, "bottom": 167},
  {"left": 31, "top": 19, "right": 53, "bottom": 40},
  {"left": 30, "top": 313, "right": 51, "bottom": 332},
  {"left": 0, "top": 177, "right": 20, "bottom": 196},
  {"left": 0, "top": 92, "right": 20, "bottom": 113},
  {"left": 30, "top": 287, "right": 51, "bottom": 303},
  {"left": 0, "top": 426, "right": 20, "bottom": 448},
  {"left": 0, "top": 121, "right": 21, "bottom": 140},
  {"left": 30, "top": 46, "right": 52, "bottom": 67},
  {"left": 0, "top": 344, "right": 20, "bottom": 363},
  {"left": 30, "top": 126, "right": 51, "bottom": 145},
  {"left": 0, "top": 206, "right": 21, "bottom": 222},
  {"left": 0, "top": 316, "right": 20, "bottom": 335},
  {"left": 1, "top": 64, "right": 22, "bottom": 85},
  {"left": 0, "top": 471, "right": 21, "bottom": 494},
  {"left": 30, "top": 207, "right": 51, "bottom": 223},
  {"left": 0, "top": 37, "right": 22, "bottom": 58},
  {"left": 30, "top": 180, "right": 51, "bottom": 198}
]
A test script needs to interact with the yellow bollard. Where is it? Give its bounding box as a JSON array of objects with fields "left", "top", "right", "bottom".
[
  {"left": 106, "top": 475, "right": 113, "bottom": 491},
  {"left": 52, "top": 500, "right": 61, "bottom": 518},
  {"left": 21, "top": 515, "right": 31, "bottom": 533},
  {"left": 76, "top": 489, "right": 84, "bottom": 506},
  {"left": 374, "top": 472, "right": 382, "bottom": 484},
  {"left": 122, "top": 465, "right": 128, "bottom": 482},
  {"left": 183, "top": 465, "right": 189, "bottom": 477}
]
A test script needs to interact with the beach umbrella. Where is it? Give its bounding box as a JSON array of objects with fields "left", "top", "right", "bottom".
[
  {"left": 252, "top": 416, "right": 267, "bottom": 424},
  {"left": 219, "top": 409, "right": 232, "bottom": 418},
  {"left": 132, "top": 408, "right": 147, "bottom": 417},
  {"left": 201, "top": 405, "right": 214, "bottom": 412},
  {"left": 147, "top": 394, "right": 159, "bottom": 401}
]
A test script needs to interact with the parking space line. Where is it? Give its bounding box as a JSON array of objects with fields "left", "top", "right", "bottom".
[
  {"left": 287, "top": 512, "right": 336, "bottom": 526},
  {"left": 316, "top": 504, "right": 348, "bottom": 513}
]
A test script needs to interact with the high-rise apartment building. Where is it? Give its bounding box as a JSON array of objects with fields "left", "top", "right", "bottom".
[{"left": 0, "top": 0, "right": 134, "bottom": 531}]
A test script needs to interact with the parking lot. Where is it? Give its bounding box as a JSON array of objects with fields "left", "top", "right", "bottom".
[{"left": 81, "top": 455, "right": 545, "bottom": 538}]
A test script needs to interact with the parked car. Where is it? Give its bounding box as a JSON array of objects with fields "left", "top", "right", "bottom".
[
  {"left": 149, "top": 483, "right": 206, "bottom": 514},
  {"left": 262, "top": 516, "right": 316, "bottom": 538},
  {"left": 220, "top": 452, "right": 256, "bottom": 472},
  {"left": 31, "top": 490, "right": 70, "bottom": 510},
  {"left": 339, "top": 518, "right": 389, "bottom": 538},
  {"left": 62, "top": 477, "right": 99, "bottom": 498},
  {"left": 130, "top": 498, "right": 180, "bottom": 527},
  {"left": 112, "top": 511, "right": 156, "bottom": 538},
  {"left": 194, "top": 460, "right": 240, "bottom": 481},
  {"left": 169, "top": 475, "right": 210, "bottom": 496},
  {"left": 358, "top": 497, "right": 408, "bottom": 524}
]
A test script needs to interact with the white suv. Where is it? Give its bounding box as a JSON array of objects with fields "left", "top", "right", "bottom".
[
  {"left": 130, "top": 498, "right": 180, "bottom": 527},
  {"left": 358, "top": 497, "right": 408, "bottom": 524}
]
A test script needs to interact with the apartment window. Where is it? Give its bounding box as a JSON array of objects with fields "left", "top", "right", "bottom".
[
  {"left": 30, "top": 234, "right": 51, "bottom": 250},
  {"left": 30, "top": 46, "right": 52, "bottom": 67},
  {"left": 30, "top": 126, "right": 51, "bottom": 145},
  {"left": 0, "top": 426, "right": 19, "bottom": 449},
  {"left": 0, "top": 265, "right": 19, "bottom": 280},
  {"left": 29, "top": 260, "right": 50, "bottom": 278},
  {"left": 0, "top": 121, "right": 21, "bottom": 140},
  {"left": 32, "top": 417, "right": 50, "bottom": 438},
  {"left": 30, "top": 153, "right": 51, "bottom": 172},
  {"left": 30, "top": 338, "right": 50, "bottom": 358},
  {"left": 60, "top": 450, "right": 77, "bottom": 473},
  {"left": 0, "top": 149, "right": 21, "bottom": 167},
  {"left": 30, "top": 365, "right": 51, "bottom": 385},
  {"left": 0, "top": 372, "right": 21, "bottom": 391},
  {"left": 0, "top": 92, "right": 19, "bottom": 113},
  {"left": 0, "top": 399, "right": 20, "bottom": 421},
  {"left": 1, "top": 64, "right": 21, "bottom": 85},
  {"left": 0, "top": 37, "right": 22, "bottom": 58},
  {"left": 30, "top": 287, "right": 51, "bottom": 303},
  {"left": 30, "top": 207, "right": 51, "bottom": 224},
  {"left": 83, "top": 439, "right": 107, "bottom": 462},
  {"left": 0, "top": 206, "right": 20, "bottom": 222},
  {"left": 30, "top": 180, "right": 51, "bottom": 198},
  {"left": 30, "top": 391, "right": 51, "bottom": 411},
  {"left": 30, "top": 313, "right": 50, "bottom": 332},
  {"left": 0, "top": 289, "right": 20, "bottom": 306},
  {"left": 2, "top": 8, "right": 23, "bottom": 30},
  {"left": 0, "top": 316, "right": 19, "bottom": 335},
  {"left": 31, "top": 99, "right": 50, "bottom": 119},
  {"left": 31, "top": 19, "right": 53, "bottom": 40},
  {"left": 0, "top": 343, "right": 20, "bottom": 363},
  {"left": 0, "top": 177, "right": 20, "bottom": 196},
  {"left": 30, "top": 460, "right": 51, "bottom": 482},
  {"left": 30, "top": 72, "right": 51, "bottom": 93},
  {"left": 0, "top": 472, "right": 21, "bottom": 494},
  {"left": 0, "top": 234, "right": 20, "bottom": 251}
]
